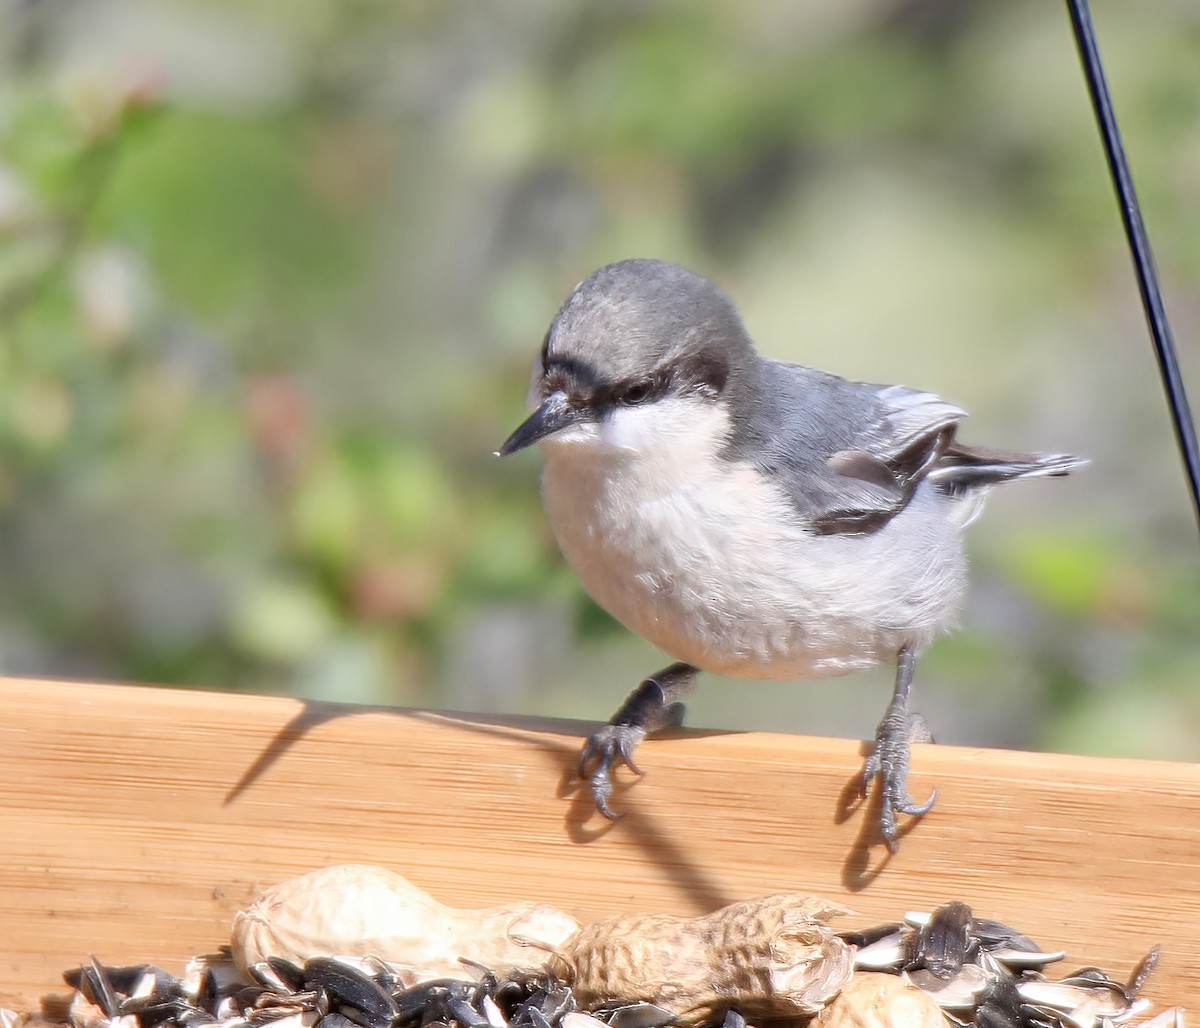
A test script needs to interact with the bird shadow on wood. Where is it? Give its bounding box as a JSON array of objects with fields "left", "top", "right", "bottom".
[
  {"left": 555, "top": 763, "right": 741, "bottom": 912},
  {"left": 223, "top": 700, "right": 354, "bottom": 804},
  {"left": 223, "top": 701, "right": 739, "bottom": 913},
  {"left": 222, "top": 700, "right": 582, "bottom": 804},
  {"left": 428, "top": 715, "right": 741, "bottom": 912}
]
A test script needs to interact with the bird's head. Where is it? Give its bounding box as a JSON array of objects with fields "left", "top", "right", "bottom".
[{"left": 498, "top": 259, "right": 754, "bottom": 458}]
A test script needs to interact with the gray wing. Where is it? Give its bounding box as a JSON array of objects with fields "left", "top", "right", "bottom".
[{"left": 733, "top": 364, "right": 965, "bottom": 535}]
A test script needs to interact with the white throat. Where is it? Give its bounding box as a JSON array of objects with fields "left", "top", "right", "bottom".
[{"left": 539, "top": 393, "right": 732, "bottom": 486}]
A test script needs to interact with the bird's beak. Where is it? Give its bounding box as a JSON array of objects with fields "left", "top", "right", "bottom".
[{"left": 496, "top": 391, "right": 586, "bottom": 456}]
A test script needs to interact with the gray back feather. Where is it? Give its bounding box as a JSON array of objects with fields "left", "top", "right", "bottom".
[
  {"left": 728, "top": 363, "right": 968, "bottom": 534},
  {"left": 545, "top": 259, "right": 1083, "bottom": 536}
]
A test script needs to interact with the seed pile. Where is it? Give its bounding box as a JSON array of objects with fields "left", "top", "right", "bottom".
[
  {"left": 838, "top": 902, "right": 1180, "bottom": 1028},
  {"left": 62, "top": 955, "right": 600, "bottom": 1028},
  {"left": 49, "top": 901, "right": 1183, "bottom": 1028}
]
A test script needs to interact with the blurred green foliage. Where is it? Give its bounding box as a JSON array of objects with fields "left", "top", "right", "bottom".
[{"left": 0, "top": 0, "right": 1196, "bottom": 759}]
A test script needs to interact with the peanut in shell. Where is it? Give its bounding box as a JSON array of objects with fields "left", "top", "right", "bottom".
[
  {"left": 546, "top": 893, "right": 853, "bottom": 1024},
  {"left": 232, "top": 864, "right": 579, "bottom": 985}
]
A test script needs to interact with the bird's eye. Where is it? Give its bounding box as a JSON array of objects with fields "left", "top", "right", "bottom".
[{"left": 620, "top": 381, "right": 655, "bottom": 406}]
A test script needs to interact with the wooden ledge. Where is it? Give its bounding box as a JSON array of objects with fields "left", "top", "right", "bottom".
[{"left": 1, "top": 675, "right": 1197, "bottom": 1011}]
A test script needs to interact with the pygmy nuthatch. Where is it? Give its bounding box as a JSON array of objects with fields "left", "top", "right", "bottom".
[{"left": 499, "top": 258, "right": 1083, "bottom": 850}]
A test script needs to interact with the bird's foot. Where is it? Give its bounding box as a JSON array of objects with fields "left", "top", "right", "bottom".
[
  {"left": 861, "top": 705, "right": 937, "bottom": 852},
  {"left": 576, "top": 663, "right": 696, "bottom": 819},
  {"left": 578, "top": 724, "right": 649, "bottom": 819}
]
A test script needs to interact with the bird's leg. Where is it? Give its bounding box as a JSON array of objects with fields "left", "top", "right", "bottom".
[
  {"left": 860, "top": 645, "right": 938, "bottom": 851},
  {"left": 578, "top": 662, "right": 698, "bottom": 819}
]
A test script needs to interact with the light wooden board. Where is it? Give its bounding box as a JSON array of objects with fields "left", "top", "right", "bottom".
[{"left": 1, "top": 675, "right": 1197, "bottom": 1014}]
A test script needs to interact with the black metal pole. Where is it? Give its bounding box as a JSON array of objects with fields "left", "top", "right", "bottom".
[{"left": 1065, "top": 0, "right": 1200, "bottom": 534}]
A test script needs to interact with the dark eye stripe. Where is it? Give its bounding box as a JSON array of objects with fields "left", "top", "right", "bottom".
[
  {"left": 544, "top": 354, "right": 603, "bottom": 391},
  {"left": 543, "top": 342, "right": 730, "bottom": 417},
  {"left": 598, "top": 351, "right": 731, "bottom": 411}
]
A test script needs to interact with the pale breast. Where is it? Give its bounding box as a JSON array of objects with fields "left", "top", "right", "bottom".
[{"left": 540, "top": 437, "right": 970, "bottom": 681}]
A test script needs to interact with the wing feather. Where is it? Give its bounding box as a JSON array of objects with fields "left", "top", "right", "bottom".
[
  {"left": 734, "top": 366, "right": 966, "bottom": 536},
  {"left": 812, "top": 389, "right": 963, "bottom": 534}
]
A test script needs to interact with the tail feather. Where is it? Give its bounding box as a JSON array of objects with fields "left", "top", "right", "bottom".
[{"left": 930, "top": 444, "right": 1087, "bottom": 496}]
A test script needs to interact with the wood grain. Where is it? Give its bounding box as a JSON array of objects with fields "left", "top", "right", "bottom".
[{"left": 1, "top": 676, "right": 1197, "bottom": 1014}]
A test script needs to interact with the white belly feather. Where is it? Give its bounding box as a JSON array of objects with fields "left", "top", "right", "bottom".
[{"left": 538, "top": 398, "right": 970, "bottom": 680}]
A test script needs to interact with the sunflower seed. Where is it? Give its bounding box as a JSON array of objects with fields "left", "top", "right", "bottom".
[
  {"left": 303, "top": 959, "right": 397, "bottom": 1028},
  {"left": 987, "top": 949, "right": 1068, "bottom": 972},
  {"left": 853, "top": 929, "right": 908, "bottom": 970},
  {"left": 593, "top": 1004, "right": 675, "bottom": 1028},
  {"left": 906, "top": 963, "right": 992, "bottom": 1010},
  {"left": 1126, "top": 949, "right": 1161, "bottom": 1000},
  {"left": 914, "top": 902, "right": 975, "bottom": 979},
  {"left": 974, "top": 920, "right": 1044, "bottom": 955}
]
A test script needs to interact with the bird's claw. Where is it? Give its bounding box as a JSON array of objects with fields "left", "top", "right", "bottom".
[
  {"left": 578, "top": 724, "right": 647, "bottom": 819},
  {"left": 861, "top": 709, "right": 937, "bottom": 852}
]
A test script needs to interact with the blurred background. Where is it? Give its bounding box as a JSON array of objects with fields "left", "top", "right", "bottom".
[{"left": 0, "top": 0, "right": 1197, "bottom": 760}]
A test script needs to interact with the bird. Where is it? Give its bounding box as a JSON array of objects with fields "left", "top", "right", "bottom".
[{"left": 498, "top": 258, "right": 1083, "bottom": 850}]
